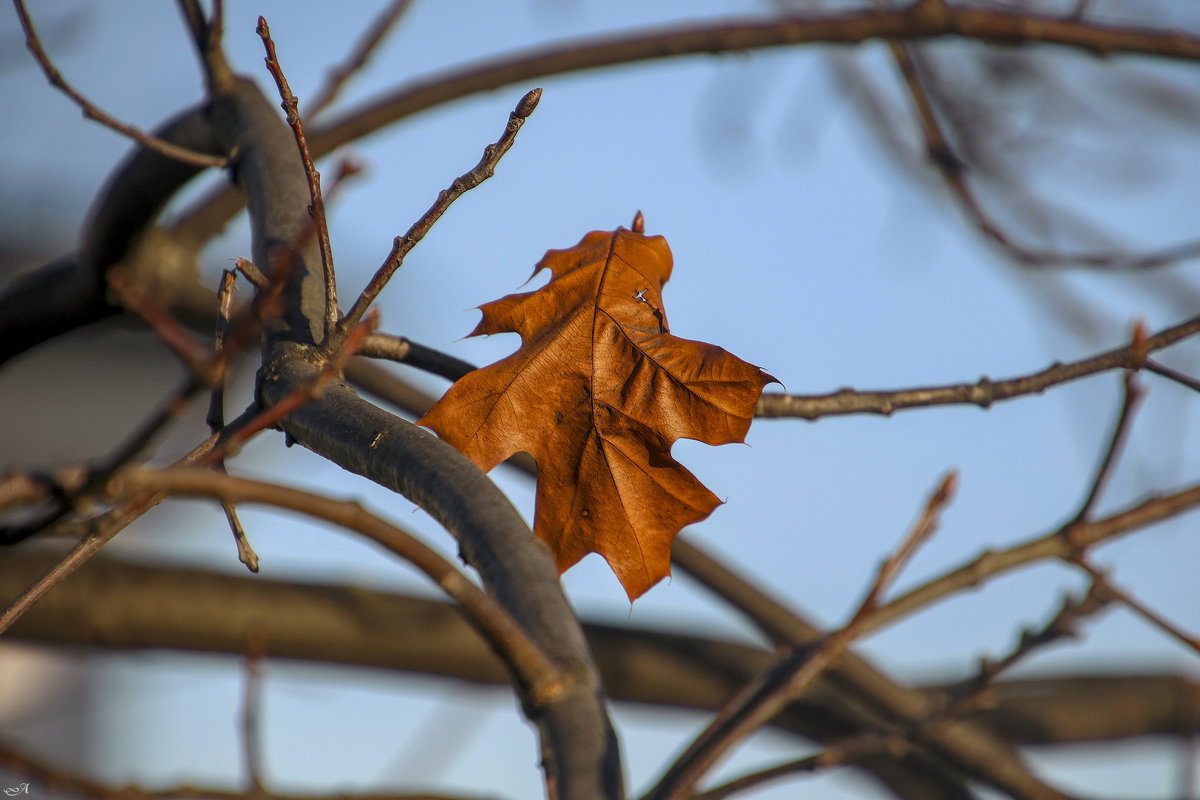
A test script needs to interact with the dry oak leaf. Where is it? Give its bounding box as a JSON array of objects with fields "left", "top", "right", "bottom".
[{"left": 419, "top": 225, "right": 773, "bottom": 600}]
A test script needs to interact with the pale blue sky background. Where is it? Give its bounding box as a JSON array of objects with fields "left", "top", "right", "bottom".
[{"left": 1, "top": 1, "right": 1198, "bottom": 798}]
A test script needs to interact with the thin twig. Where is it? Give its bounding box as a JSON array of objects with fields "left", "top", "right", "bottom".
[
  {"left": 340, "top": 87, "right": 542, "bottom": 332},
  {"left": 1069, "top": 370, "right": 1145, "bottom": 525},
  {"left": 0, "top": 371, "right": 207, "bottom": 547},
  {"left": 241, "top": 627, "right": 267, "bottom": 794},
  {"left": 12, "top": 0, "right": 226, "bottom": 168},
  {"left": 258, "top": 16, "right": 338, "bottom": 343},
  {"left": 1073, "top": 557, "right": 1200, "bottom": 655},
  {"left": 0, "top": 404, "right": 253, "bottom": 636},
  {"left": 306, "top": 0, "right": 416, "bottom": 118},
  {"left": 697, "top": 580, "right": 1110, "bottom": 800},
  {"left": 108, "top": 267, "right": 220, "bottom": 385},
  {"left": 235, "top": 257, "right": 271, "bottom": 291},
  {"left": 223, "top": 499, "right": 259, "bottom": 573},
  {"left": 645, "top": 472, "right": 957, "bottom": 800},
  {"left": 757, "top": 313, "right": 1200, "bottom": 419},
  {"left": 108, "top": 466, "right": 565, "bottom": 705},
  {"left": 171, "top": 4, "right": 1200, "bottom": 259},
  {"left": 358, "top": 333, "right": 476, "bottom": 382},
  {"left": 1145, "top": 357, "right": 1200, "bottom": 394},
  {"left": 175, "top": 0, "right": 231, "bottom": 89},
  {"left": 208, "top": 269, "right": 238, "bottom": 431},
  {"left": 862, "top": 481, "right": 1200, "bottom": 637},
  {"left": 0, "top": 309, "right": 377, "bottom": 629},
  {"left": 91, "top": 381, "right": 204, "bottom": 480},
  {"left": 941, "top": 581, "right": 1111, "bottom": 713},
  {"left": 845, "top": 471, "right": 958, "bottom": 627},
  {"left": 210, "top": 269, "right": 260, "bottom": 573},
  {"left": 886, "top": 37, "right": 1200, "bottom": 270}
]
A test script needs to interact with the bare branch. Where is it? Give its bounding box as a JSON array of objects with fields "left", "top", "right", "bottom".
[
  {"left": 888, "top": 37, "right": 1200, "bottom": 270},
  {"left": 310, "top": 2, "right": 1200, "bottom": 156},
  {"left": 209, "top": 73, "right": 621, "bottom": 797},
  {"left": 1069, "top": 369, "right": 1146, "bottom": 525},
  {"left": 11, "top": 0, "right": 226, "bottom": 168},
  {"left": 257, "top": 16, "right": 339, "bottom": 343},
  {"left": 305, "top": 0, "right": 417, "bottom": 118},
  {"left": 1145, "top": 357, "right": 1200, "bottom": 394},
  {"left": 1072, "top": 557, "right": 1200, "bottom": 655},
  {"left": 0, "top": 103, "right": 224, "bottom": 365},
  {"left": 646, "top": 475, "right": 989, "bottom": 800},
  {"left": 757, "top": 313, "right": 1200, "bottom": 419},
  {"left": 358, "top": 333, "right": 476, "bottom": 382},
  {"left": 0, "top": 404, "right": 258, "bottom": 635},
  {"left": 240, "top": 628, "right": 267, "bottom": 794},
  {"left": 696, "top": 581, "right": 1113, "bottom": 800},
  {"left": 210, "top": 270, "right": 259, "bottom": 573},
  {"left": 107, "top": 466, "right": 565, "bottom": 707},
  {"left": 107, "top": 266, "right": 220, "bottom": 385},
  {"left": 6, "top": 552, "right": 1197, "bottom": 748},
  {"left": 340, "top": 87, "right": 542, "bottom": 332},
  {"left": 847, "top": 471, "right": 957, "bottom": 628},
  {"left": 166, "top": 4, "right": 1200, "bottom": 268},
  {"left": 0, "top": 733, "right": 496, "bottom": 800},
  {"left": 864, "top": 482, "right": 1200, "bottom": 637}
]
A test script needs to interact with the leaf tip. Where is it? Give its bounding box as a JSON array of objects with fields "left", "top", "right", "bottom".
[{"left": 630, "top": 210, "right": 645, "bottom": 234}]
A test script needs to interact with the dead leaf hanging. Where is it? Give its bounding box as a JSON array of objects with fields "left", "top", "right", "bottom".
[{"left": 419, "top": 221, "right": 773, "bottom": 600}]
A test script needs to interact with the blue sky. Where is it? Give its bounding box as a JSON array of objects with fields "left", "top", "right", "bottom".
[{"left": 1, "top": 2, "right": 1198, "bottom": 798}]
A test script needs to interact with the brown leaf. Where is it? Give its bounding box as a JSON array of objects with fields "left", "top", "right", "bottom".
[{"left": 419, "top": 225, "right": 772, "bottom": 599}]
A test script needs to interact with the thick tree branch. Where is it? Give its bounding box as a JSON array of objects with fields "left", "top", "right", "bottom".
[
  {"left": 170, "top": 0, "right": 1200, "bottom": 251},
  {"left": 0, "top": 729, "right": 494, "bottom": 800},
  {"left": 106, "top": 466, "right": 564, "bottom": 705},
  {"left": 3, "top": 552, "right": 1196, "bottom": 750},
  {"left": 0, "top": 105, "right": 223, "bottom": 365},
  {"left": 207, "top": 71, "right": 621, "bottom": 799},
  {"left": 307, "top": 0, "right": 1200, "bottom": 158}
]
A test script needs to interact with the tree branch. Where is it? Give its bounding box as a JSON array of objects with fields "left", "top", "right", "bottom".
[
  {"left": 0, "top": 731, "right": 496, "bottom": 800},
  {"left": 0, "top": 104, "right": 223, "bottom": 365},
  {"left": 308, "top": 0, "right": 1200, "bottom": 159},
  {"left": 864, "top": 481, "right": 1200, "bottom": 636},
  {"left": 3, "top": 552, "right": 1196, "bottom": 750},
  {"left": 170, "top": 0, "right": 1200, "bottom": 251},
  {"left": 207, "top": 71, "right": 621, "bottom": 799},
  {"left": 107, "top": 465, "right": 565, "bottom": 706},
  {"left": 757, "top": 313, "right": 1200, "bottom": 419},
  {"left": 11, "top": 0, "right": 226, "bottom": 168},
  {"left": 339, "top": 87, "right": 541, "bottom": 332}
]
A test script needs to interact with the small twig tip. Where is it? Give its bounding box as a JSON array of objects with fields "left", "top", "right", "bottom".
[
  {"left": 938, "top": 470, "right": 959, "bottom": 503},
  {"left": 516, "top": 88, "right": 542, "bottom": 118},
  {"left": 631, "top": 210, "right": 645, "bottom": 234},
  {"left": 1130, "top": 318, "right": 1150, "bottom": 368}
]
